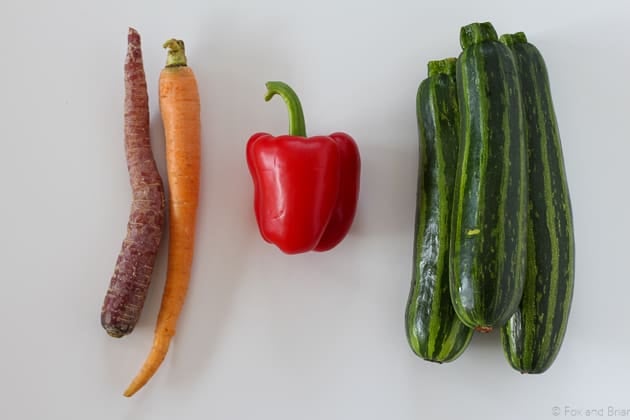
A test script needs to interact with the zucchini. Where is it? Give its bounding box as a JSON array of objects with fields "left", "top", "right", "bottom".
[
  {"left": 499, "top": 32, "right": 575, "bottom": 373},
  {"left": 405, "top": 58, "right": 473, "bottom": 363},
  {"left": 450, "top": 22, "right": 528, "bottom": 331}
]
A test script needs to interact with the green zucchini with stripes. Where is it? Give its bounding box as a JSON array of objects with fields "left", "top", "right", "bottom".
[
  {"left": 499, "top": 32, "right": 575, "bottom": 374},
  {"left": 406, "top": 58, "right": 473, "bottom": 363},
  {"left": 450, "top": 22, "right": 528, "bottom": 331}
]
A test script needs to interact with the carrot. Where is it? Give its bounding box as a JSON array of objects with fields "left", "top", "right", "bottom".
[
  {"left": 101, "top": 27, "right": 165, "bottom": 338},
  {"left": 123, "top": 38, "right": 201, "bottom": 397}
]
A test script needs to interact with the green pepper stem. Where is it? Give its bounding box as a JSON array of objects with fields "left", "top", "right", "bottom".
[
  {"left": 163, "top": 39, "right": 187, "bottom": 67},
  {"left": 264, "top": 81, "right": 307, "bottom": 137}
]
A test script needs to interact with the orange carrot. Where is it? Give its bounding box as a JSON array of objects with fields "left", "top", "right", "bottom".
[{"left": 124, "top": 38, "right": 201, "bottom": 398}]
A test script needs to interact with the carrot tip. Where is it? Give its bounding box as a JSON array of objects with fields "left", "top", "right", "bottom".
[
  {"left": 123, "top": 378, "right": 144, "bottom": 398},
  {"left": 128, "top": 28, "right": 140, "bottom": 41},
  {"left": 123, "top": 334, "right": 172, "bottom": 397}
]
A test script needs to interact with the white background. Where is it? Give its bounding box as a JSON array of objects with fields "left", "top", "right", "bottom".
[{"left": 1, "top": 0, "right": 627, "bottom": 419}]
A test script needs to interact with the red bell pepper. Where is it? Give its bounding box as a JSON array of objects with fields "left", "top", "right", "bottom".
[{"left": 246, "top": 81, "right": 361, "bottom": 254}]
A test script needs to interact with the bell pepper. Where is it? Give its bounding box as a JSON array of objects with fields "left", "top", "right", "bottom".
[{"left": 246, "top": 81, "right": 361, "bottom": 254}]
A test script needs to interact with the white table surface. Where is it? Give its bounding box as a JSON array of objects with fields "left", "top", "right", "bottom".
[{"left": 1, "top": 0, "right": 627, "bottom": 419}]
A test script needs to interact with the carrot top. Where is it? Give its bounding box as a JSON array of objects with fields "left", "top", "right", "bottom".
[{"left": 163, "top": 39, "right": 187, "bottom": 67}]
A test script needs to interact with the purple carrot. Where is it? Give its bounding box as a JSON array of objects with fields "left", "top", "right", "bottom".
[{"left": 101, "top": 27, "right": 165, "bottom": 338}]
